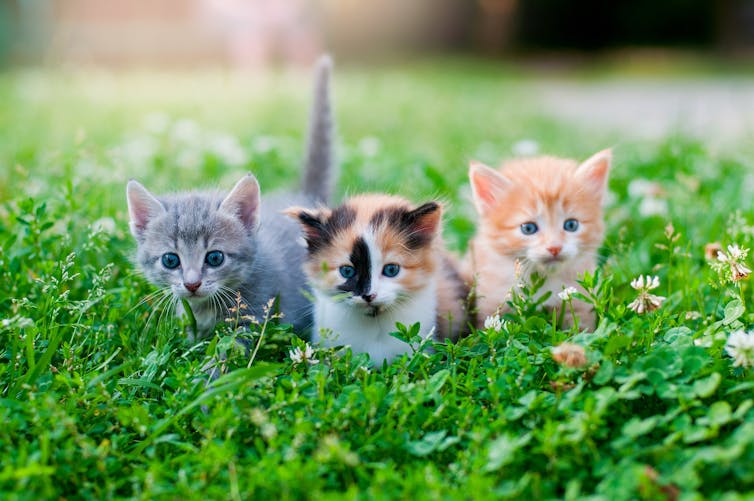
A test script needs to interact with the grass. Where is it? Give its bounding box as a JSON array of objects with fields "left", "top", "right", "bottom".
[{"left": 2, "top": 59, "right": 754, "bottom": 499}]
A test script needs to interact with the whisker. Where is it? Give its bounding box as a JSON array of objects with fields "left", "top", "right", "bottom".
[{"left": 129, "top": 287, "right": 170, "bottom": 316}]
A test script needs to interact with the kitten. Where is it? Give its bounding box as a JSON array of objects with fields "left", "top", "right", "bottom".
[
  {"left": 126, "top": 55, "right": 335, "bottom": 340},
  {"left": 286, "top": 194, "right": 468, "bottom": 364},
  {"left": 466, "top": 149, "right": 611, "bottom": 330}
]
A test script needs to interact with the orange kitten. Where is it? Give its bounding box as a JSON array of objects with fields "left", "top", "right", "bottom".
[
  {"left": 286, "top": 194, "right": 468, "bottom": 363},
  {"left": 465, "top": 149, "right": 611, "bottom": 330}
]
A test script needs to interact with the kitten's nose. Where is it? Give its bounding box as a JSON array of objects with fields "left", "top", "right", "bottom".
[
  {"left": 361, "top": 293, "right": 377, "bottom": 303},
  {"left": 547, "top": 246, "right": 562, "bottom": 257},
  {"left": 184, "top": 281, "right": 202, "bottom": 293}
]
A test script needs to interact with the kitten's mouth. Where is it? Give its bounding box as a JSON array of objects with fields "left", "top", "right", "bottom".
[
  {"left": 183, "top": 292, "right": 208, "bottom": 301},
  {"left": 540, "top": 255, "right": 567, "bottom": 266}
]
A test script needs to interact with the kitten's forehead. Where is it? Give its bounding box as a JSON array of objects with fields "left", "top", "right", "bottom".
[
  {"left": 493, "top": 157, "right": 603, "bottom": 216},
  {"left": 349, "top": 194, "right": 415, "bottom": 228},
  {"left": 503, "top": 157, "right": 578, "bottom": 200},
  {"left": 142, "top": 192, "right": 247, "bottom": 250},
  {"left": 308, "top": 194, "right": 425, "bottom": 254}
]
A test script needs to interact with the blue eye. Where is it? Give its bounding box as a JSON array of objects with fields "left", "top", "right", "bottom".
[
  {"left": 339, "top": 265, "right": 356, "bottom": 279},
  {"left": 520, "top": 222, "right": 538, "bottom": 235},
  {"left": 563, "top": 219, "right": 579, "bottom": 232},
  {"left": 382, "top": 263, "right": 400, "bottom": 277},
  {"left": 161, "top": 252, "right": 180, "bottom": 269},
  {"left": 205, "top": 250, "right": 225, "bottom": 267}
]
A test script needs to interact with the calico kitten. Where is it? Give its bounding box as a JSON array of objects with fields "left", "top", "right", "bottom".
[
  {"left": 466, "top": 149, "right": 611, "bottom": 330},
  {"left": 286, "top": 194, "right": 468, "bottom": 364},
  {"left": 126, "top": 55, "right": 335, "bottom": 340}
]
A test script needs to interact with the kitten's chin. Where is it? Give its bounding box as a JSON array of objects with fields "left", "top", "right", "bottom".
[
  {"left": 180, "top": 293, "right": 211, "bottom": 305},
  {"left": 533, "top": 257, "right": 568, "bottom": 271},
  {"left": 349, "top": 301, "right": 389, "bottom": 318},
  {"left": 364, "top": 305, "right": 382, "bottom": 317}
]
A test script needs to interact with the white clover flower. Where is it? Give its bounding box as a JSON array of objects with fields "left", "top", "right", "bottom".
[
  {"left": 91, "top": 217, "right": 117, "bottom": 235},
  {"left": 725, "top": 330, "right": 754, "bottom": 368},
  {"left": 558, "top": 286, "right": 578, "bottom": 301},
  {"left": 512, "top": 139, "right": 539, "bottom": 156},
  {"left": 713, "top": 244, "right": 752, "bottom": 282},
  {"left": 638, "top": 197, "right": 669, "bottom": 217},
  {"left": 627, "top": 275, "right": 666, "bottom": 314},
  {"left": 289, "top": 343, "right": 319, "bottom": 365},
  {"left": 252, "top": 135, "right": 277, "bottom": 154},
  {"left": 627, "top": 178, "right": 665, "bottom": 199},
  {"left": 630, "top": 275, "right": 660, "bottom": 291},
  {"left": 171, "top": 118, "right": 201, "bottom": 144},
  {"left": 358, "top": 136, "right": 381, "bottom": 157},
  {"left": 207, "top": 133, "right": 248, "bottom": 167},
  {"left": 483, "top": 314, "right": 504, "bottom": 332},
  {"left": 726, "top": 244, "right": 745, "bottom": 260}
]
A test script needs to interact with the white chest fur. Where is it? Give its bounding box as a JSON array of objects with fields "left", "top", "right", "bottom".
[{"left": 312, "top": 283, "right": 437, "bottom": 364}]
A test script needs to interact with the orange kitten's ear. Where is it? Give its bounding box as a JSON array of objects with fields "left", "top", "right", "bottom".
[
  {"left": 126, "top": 180, "right": 166, "bottom": 238},
  {"left": 220, "top": 174, "right": 261, "bottom": 231},
  {"left": 576, "top": 149, "right": 611, "bottom": 197},
  {"left": 469, "top": 161, "right": 510, "bottom": 216}
]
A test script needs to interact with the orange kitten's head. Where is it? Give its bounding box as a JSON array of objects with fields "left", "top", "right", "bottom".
[
  {"left": 469, "top": 149, "right": 611, "bottom": 270},
  {"left": 285, "top": 194, "right": 442, "bottom": 316}
]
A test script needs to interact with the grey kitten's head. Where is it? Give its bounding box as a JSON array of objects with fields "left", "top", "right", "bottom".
[{"left": 126, "top": 175, "right": 260, "bottom": 309}]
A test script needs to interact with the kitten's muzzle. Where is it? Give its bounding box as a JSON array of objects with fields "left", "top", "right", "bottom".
[
  {"left": 546, "top": 246, "right": 562, "bottom": 257},
  {"left": 361, "top": 293, "right": 377, "bottom": 304},
  {"left": 184, "top": 281, "right": 202, "bottom": 294}
]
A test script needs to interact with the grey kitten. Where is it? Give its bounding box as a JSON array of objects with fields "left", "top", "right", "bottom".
[{"left": 126, "top": 55, "right": 335, "bottom": 340}]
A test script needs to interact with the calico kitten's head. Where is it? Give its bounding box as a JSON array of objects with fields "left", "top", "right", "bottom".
[
  {"left": 469, "top": 149, "right": 611, "bottom": 270},
  {"left": 286, "top": 194, "right": 442, "bottom": 316},
  {"left": 126, "top": 174, "right": 260, "bottom": 308}
]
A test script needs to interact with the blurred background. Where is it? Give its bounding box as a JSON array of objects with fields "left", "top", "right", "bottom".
[
  {"left": 2, "top": 0, "right": 754, "bottom": 248},
  {"left": 3, "top": 0, "right": 754, "bottom": 66}
]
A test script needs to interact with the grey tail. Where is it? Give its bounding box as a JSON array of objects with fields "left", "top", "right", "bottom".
[{"left": 301, "top": 54, "right": 335, "bottom": 205}]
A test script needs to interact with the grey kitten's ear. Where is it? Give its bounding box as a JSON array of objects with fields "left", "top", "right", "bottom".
[
  {"left": 576, "top": 149, "right": 611, "bottom": 196},
  {"left": 126, "top": 180, "right": 166, "bottom": 238},
  {"left": 469, "top": 161, "right": 510, "bottom": 216},
  {"left": 220, "top": 174, "right": 261, "bottom": 231}
]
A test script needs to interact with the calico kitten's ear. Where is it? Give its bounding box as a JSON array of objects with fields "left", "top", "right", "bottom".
[
  {"left": 220, "top": 174, "right": 261, "bottom": 231},
  {"left": 283, "top": 206, "right": 333, "bottom": 252},
  {"left": 576, "top": 149, "right": 611, "bottom": 197},
  {"left": 404, "top": 202, "right": 442, "bottom": 238},
  {"left": 126, "top": 180, "right": 166, "bottom": 238},
  {"left": 469, "top": 161, "right": 510, "bottom": 216}
]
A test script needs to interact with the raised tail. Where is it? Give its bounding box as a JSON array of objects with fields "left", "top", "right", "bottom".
[{"left": 301, "top": 54, "right": 336, "bottom": 205}]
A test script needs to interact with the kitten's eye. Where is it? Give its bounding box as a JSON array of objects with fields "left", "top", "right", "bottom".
[
  {"left": 382, "top": 263, "right": 400, "bottom": 278},
  {"left": 161, "top": 253, "right": 180, "bottom": 269},
  {"left": 520, "top": 222, "right": 538, "bottom": 235},
  {"left": 205, "top": 250, "right": 225, "bottom": 267},
  {"left": 563, "top": 219, "right": 580, "bottom": 232},
  {"left": 339, "top": 265, "right": 356, "bottom": 279}
]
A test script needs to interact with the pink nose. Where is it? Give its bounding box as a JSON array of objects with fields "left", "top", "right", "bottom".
[
  {"left": 361, "top": 293, "right": 377, "bottom": 303},
  {"left": 547, "top": 246, "right": 562, "bottom": 257},
  {"left": 184, "top": 281, "right": 202, "bottom": 293}
]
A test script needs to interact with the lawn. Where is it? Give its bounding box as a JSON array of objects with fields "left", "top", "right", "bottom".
[{"left": 2, "top": 59, "right": 754, "bottom": 499}]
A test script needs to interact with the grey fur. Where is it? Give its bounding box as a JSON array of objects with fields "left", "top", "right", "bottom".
[
  {"left": 126, "top": 56, "right": 335, "bottom": 340},
  {"left": 301, "top": 54, "right": 335, "bottom": 204}
]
